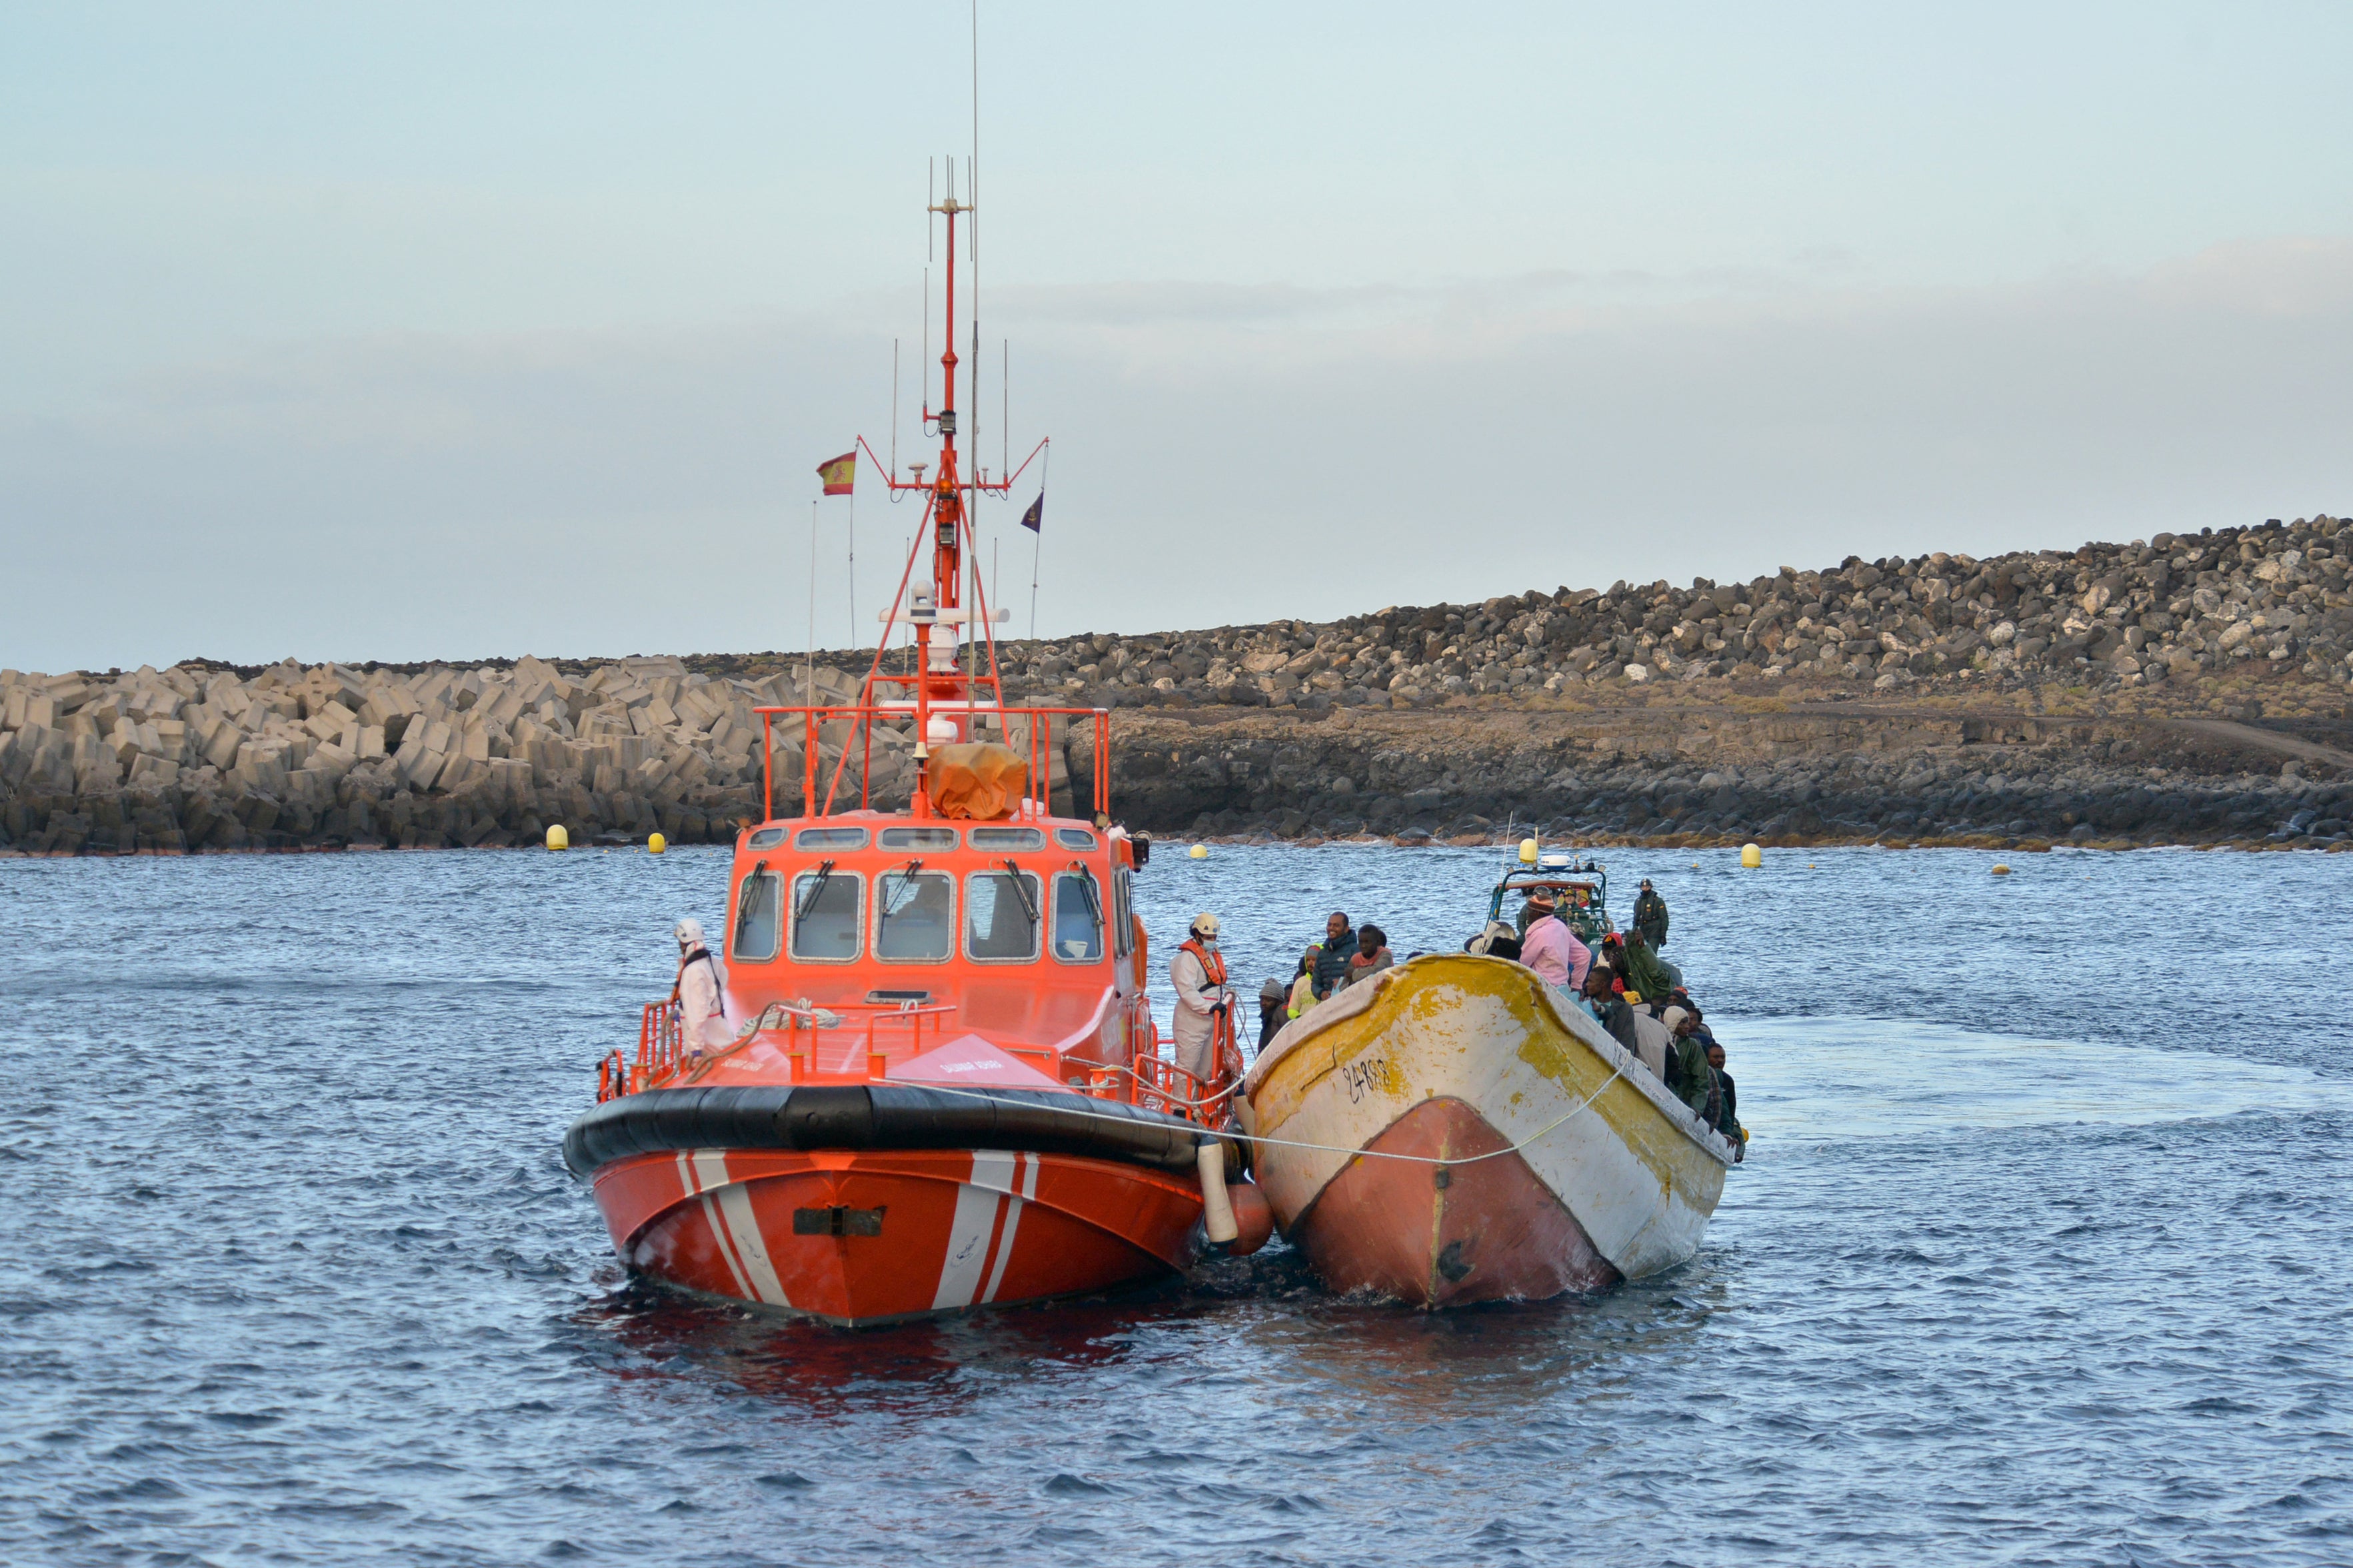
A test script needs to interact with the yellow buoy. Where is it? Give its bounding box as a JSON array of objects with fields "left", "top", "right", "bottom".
[
  {"left": 1991, "top": 863, "right": 2012, "bottom": 875},
  {"left": 545, "top": 824, "right": 569, "bottom": 851},
  {"left": 1518, "top": 837, "right": 1539, "bottom": 865},
  {"left": 1188, "top": 843, "right": 1208, "bottom": 860},
  {"left": 1740, "top": 842, "right": 1762, "bottom": 868},
  {"left": 647, "top": 832, "right": 667, "bottom": 854}
]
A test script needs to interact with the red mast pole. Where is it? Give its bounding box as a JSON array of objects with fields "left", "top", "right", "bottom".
[{"left": 839, "top": 166, "right": 1039, "bottom": 818}]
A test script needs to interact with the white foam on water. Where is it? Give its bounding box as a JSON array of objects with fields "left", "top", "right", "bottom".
[{"left": 1724, "top": 1016, "right": 2349, "bottom": 1142}]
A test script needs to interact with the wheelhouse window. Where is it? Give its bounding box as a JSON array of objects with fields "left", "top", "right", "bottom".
[
  {"left": 747, "top": 827, "right": 787, "bottom": 849},
  {"left": 795, "top": 826, "right": 869, "bottom": 850},
  {"left": 1052, "top": 868, "right": 1105, "bottom": 963},
  {"left": 969, "top": 826, "right": 1045, "bottom": 851},
  {"left": 789, "top": 866, "right": 863, "bottom": 962},
  {"left": 879, "top": 826, "right": 959, "bottom": 850},
  {"left": 1112, "top": 866, "right": 1136, "bottom": 958},
  {"left": 875, "top": 870, "right": 955, "bottom": 962},
  {"left": 731, "top": 870, "right": 781, "bottom": 961},
  {"left": 1055, "top": 827, "right": 1099, "bottom": 850},
  {"left": 965, "top": 868, "right": 1043, "bottom": 962}
]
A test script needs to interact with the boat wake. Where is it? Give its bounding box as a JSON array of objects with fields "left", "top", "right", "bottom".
[{"left": 1728, "top": 1016, "right": 2349, "bottom": 1144}]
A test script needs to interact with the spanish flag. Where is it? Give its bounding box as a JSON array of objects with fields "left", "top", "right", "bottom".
[{"left": 817, "top": 450, "right": 856, "bottom": 496}]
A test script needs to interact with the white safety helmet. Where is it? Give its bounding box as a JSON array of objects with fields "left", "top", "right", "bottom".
[
  {"left": 1190, "top": 912, "right": 1220, "bottom": 938},
  {"left": 674, "top": 918, "right": 706, "bottom": 948}
]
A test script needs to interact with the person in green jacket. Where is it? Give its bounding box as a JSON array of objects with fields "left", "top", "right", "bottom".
[
  {"left": 1618, "top": 928, "right": 1675, "bottom": 1008},
  {"left": 1660, "top": 1006, "right": 1717, "bottom": 1120},
  {"left": 1632, "top": 879, "right": 1669, "bottom": 948}
]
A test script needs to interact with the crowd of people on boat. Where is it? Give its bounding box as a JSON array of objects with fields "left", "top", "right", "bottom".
[
  {"left": 1182, "top": 880, "right": 1744, "bottom": 1158},
  {"left": 1470, "top": 880, "right": 1742, "bottom": 1156}
]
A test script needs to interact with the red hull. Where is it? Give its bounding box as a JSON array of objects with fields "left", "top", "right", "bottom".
[
  {"left": 1287, "top": 1097, "right": 1621, "bottom": 1307},
  {"left": 590, "top": 1146, "right": 1202, "bottom": 1325}
]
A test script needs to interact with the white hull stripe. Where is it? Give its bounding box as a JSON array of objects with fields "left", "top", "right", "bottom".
[
  {"left": 714, "top": 1181, "right": 791, "bottom": 1307},
  {"left": 677, "top": 1154, "right": 753, "bottom": 1295},
  {"left": 934, "top": 1150, "right": 1017, "bottom": 1311},
  {"left": 680, "top": 1150, "right": 789, "bottom": 1309},
  {"left": 979, "top": 1153, "right": 1041, "bottom": 1305}
]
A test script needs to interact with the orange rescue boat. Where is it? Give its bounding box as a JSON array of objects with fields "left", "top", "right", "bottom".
[{"left": 564, "top": 173, "right": 1264, "bottom": 1325}]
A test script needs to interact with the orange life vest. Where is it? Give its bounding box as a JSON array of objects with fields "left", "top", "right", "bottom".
[{"left": 1178, "top": 938, "right": 1227, "bottom": 990}]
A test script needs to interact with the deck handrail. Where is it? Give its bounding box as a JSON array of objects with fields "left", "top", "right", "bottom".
[{"left": 600, "top": 990, "right": 1241, "bottom": 1130}]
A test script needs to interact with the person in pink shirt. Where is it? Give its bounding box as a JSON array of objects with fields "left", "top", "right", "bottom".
[{"left": 1516, "top": 889, "right": 1591, "bottom": 994}]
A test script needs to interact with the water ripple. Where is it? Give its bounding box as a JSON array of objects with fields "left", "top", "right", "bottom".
[{"left": 1, "top": 846, "right": 2349, "bottom": 1563}]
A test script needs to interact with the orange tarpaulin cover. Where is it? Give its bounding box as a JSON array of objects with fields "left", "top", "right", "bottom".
[{"left": 927, "top": 742, "right": 1029, "bottom": 820}]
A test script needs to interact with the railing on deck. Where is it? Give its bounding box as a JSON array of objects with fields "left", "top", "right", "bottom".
[
  {"left": 596, "top": 997, "right": 1244, "bottom": 1133},
  {"left": 753, "top": 704, "right": 1112, "bottom": 822}
]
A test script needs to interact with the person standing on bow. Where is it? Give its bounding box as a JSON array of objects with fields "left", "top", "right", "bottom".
[
  {"left": 1170, "top": 913, "right": 1234, "bottom": 1084},
  {"left": 1632, "top": 878, "right": 1670, "bottom": 949},
  {"left": 671, "top": 918, "right": 731, "bottom": 1063}
]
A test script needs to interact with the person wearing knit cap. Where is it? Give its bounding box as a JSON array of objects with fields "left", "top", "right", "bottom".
[
  {"left": 1257, "top": 976, "right": 1289, "bottom": 1052},
  {"left": 1518, "top": 893, "right": 1591, "bottom": 994}
]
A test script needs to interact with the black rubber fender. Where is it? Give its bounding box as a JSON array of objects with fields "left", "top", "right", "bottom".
[{"left": 564, "top": 1084, "right": 1206, "bottom": 1180}]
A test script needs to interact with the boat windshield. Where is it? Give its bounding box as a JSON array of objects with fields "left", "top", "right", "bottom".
[
  {"left": 965, "top": 868, "right": 1042, "bottom": 962},
  {"left": 732, "top": 870, "right": 781, "bottom": 961},
  {"left": 1052, "top": 868, "right": 1104, "bottom": 962},
  {"left": 790, "top": 867, "right": 862, "bottom": 961},
  {"left": 875, "top": 869, "right": 955, "bottom": 962}
]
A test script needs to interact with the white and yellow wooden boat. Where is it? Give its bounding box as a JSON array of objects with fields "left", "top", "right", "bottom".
[{"left": 1237, "top": 953, "right": 1736, "bottom": 1306}]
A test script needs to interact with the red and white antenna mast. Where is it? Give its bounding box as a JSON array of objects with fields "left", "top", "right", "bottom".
[{"left": 843, "top": 160, "right": 1048, "bottom": 814}]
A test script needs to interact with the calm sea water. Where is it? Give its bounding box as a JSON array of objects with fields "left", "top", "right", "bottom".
[{"left": 3, "top": 842, "right": 2349, "bottom": 1566}]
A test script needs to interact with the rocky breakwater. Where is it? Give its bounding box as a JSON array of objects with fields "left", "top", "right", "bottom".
[
  {"left": 986, "top": 513, "right": 2352, "bottom": 850},
  {"left": 5, "top": 514, "right": 2350, "bottom": 856},
  {"left": 988, "top": 514, "right": 2353, "bottom": 710},
  {"left": 0, "top": 656, "right": 920, "bottom": 855}
]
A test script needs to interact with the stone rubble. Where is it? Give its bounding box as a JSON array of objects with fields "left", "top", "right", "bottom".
[
  {"left": 1, "top": 516, "right": 2347, "bottom": 855},
  {"left": 988, "top": 514, "right": 2353, "bottom": 710}
]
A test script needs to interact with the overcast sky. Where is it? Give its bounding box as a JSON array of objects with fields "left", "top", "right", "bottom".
[{"left": 3, "top": 3, "right": 2349, "bottom": 672}]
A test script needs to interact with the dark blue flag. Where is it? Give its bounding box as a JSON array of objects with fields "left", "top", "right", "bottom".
[{"left": 1020, "top": 494, "right": 1043, "bottom": 533}]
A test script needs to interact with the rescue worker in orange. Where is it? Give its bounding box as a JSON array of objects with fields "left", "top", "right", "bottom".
[{"left": 1170, "top": 912, "right": 1235, "bottom": 1083}]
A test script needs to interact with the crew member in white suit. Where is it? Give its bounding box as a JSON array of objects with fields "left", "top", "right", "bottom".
[
  {"left": 672, "top": 918, "right": 732, "bottom": 1060},
  {"left": 1169, "top": 912, "right": 1234, "bottom": 1083}
]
